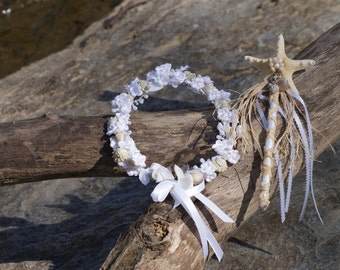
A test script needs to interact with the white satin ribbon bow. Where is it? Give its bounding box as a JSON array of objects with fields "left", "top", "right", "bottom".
[{"left": 150, "top": 164, "right": 234, "bottom": 261}]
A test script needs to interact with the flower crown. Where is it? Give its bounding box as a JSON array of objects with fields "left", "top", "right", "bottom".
[
  {"left": 106, "top": 63, "right": 241, "bottom": 261},
  {"left": 107, "top": 63, "right": 241, "bottom": 185}
]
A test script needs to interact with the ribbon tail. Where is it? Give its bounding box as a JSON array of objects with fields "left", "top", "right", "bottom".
[
  {"left": 292, "top": 109, "right": 310, "bottom": 220},
  {"left": 289, "top": 91, "right": 323, "bottom": 224},
  {"left": 278, "top": 106, "right": 294, "bottom": 214},
  {"left": 195, "top": 193, "right": 234, "bottom": 223},
  {"left": 274, "top": 151, "right": 286, "bottom": 223},
  {"left": 285, "top": 133, "right": 295, "bottom": 213},
  {"left": 205, "top": 227, "right": 224, "bottom": 261},
  {"left": 171, "top": 186, "right": 223, "bottom": 261}
]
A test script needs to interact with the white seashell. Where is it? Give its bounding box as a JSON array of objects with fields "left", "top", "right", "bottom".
[
  {"left": 269, "top": 102, "right": 276, "bottom": 110},
  {"left": 115, "top": 132, "right": 125, "bottom": 142},
  {"left": 191, "top": 171, "right": 204, "bottom": 185},
  {"left": 261, "top": 174, "right": 270, "bottom": 185},
  {"left": 267, "top": 119, "right": 275, "bottom": 130},
  {"left": 264, "top": 138, "right": 273, "bottom": 150}
]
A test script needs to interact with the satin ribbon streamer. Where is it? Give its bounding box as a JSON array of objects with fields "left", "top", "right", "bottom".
[
  {"left": 256, "top": 88, "right": 323, "bottom": 223},
  {"left": 151, "top": 179, "right": 234, "bottom": 261},
  {"left": 288, "top": 89, "right": 323, "bottom": 223}
]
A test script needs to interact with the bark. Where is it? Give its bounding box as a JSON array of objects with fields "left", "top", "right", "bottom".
[
  {"left": 0, "top": 24, "right": 339, "bottom": 269},
  {"left": 0, "top": 110, "right": 217, "bottom": 185}
]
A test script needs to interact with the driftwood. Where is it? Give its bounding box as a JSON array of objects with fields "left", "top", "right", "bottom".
[{"left": 0, "top": 24, "right": 339, "bottom": 269}]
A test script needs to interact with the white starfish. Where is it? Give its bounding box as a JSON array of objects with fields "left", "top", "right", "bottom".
[{"left": 245, "top": 34, "right": 316, "bottom": 93}]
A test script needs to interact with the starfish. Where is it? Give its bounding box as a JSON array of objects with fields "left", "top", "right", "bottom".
[{"left": 245, "top": 34, "right": 315, "bottom": 93}]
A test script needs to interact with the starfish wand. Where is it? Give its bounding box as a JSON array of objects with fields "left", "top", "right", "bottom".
[{"left": 235, "top": 34, "right": 321, "bottom": 222}]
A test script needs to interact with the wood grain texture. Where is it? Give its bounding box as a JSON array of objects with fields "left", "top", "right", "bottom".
[
  {"left": 0, "top": 24, "right": 339, "bottom": 270},
  {"left": 0, "top": 110, "right": 216, "bottom": 185}
]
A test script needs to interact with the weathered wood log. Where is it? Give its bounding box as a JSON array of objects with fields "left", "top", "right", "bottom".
[
  {"left": 99, "top": 25, "right": 340, "bottom": 269},
  {"left": 0, "top": 24, "right": 339, "bottom": 269},
  {"left": 1, "top": 24, "right": 338, "bottom": 187},
  {"left": 0, "top": 109, "right": 219, "bottom": 185}
]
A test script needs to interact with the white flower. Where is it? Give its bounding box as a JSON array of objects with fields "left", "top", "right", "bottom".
[
  {"left": 207, "top": 90, "right": 231, "bottom": 107},
  {"left": 206, "top": 89, "right": 221, "bottom": 103},
  {"left": 146, "top": 63, "right": 172, "bottom": 92},
  {"left": 168, "top": 65, "right": 188, "bottom": 87},
  {"left": 212, "top": 139, "right": 240, "bottom": 164},
  {"left": 111, "top": 93, "right": 133, "bottom": 115},
  {"left": 226, "top": 149, "right": 240, "bottom": 164},
  {"left": 109, "top": 138, "right": 118, "bottom": 150},
  {"left": 216, "top": 122, "right": 231, "bottom": 138},
  {"left": 122, "top": 151, "right": 147, "bottom": 176},
  {"left": 212, "top": 138, "right": 233, "bottom": 151},
  {"left": 106, "top": 117, "right": 118, "bottom": 136},
  {"left": 201, "top": 76, "right": 214, "bottom": 89},
  {"left": 125, "top": 77, "right": 143, "bottom": 97},
  {"left": 131, "top": 152, "right": 147, "bottom": 169},
  {"left": 216, "top": 106, "right": 233, "bottom": 124},
  {"left": 199, "top": 158, "right": 217, "bottom": 182},
  {"left": 111, "top": 134, "right": 146, "bottom": 176},
  {"left": 186, "top": 74, "right": 206, "bottom": 94},
  {"left": 107, "top": 114, "right": 130, "bottom": 135}
]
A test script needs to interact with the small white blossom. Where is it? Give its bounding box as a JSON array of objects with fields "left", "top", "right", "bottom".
[
  {"left": 226, "top": 149, "right": 240, "bottom": 164},
  {"left": 216, "top": 122, "right": 231, "bottom": 138},
  {"left": 111, "top": 93, "right": 133, "bottom": 115},
  {"left": 212, "top": 139, "right": 240, "bottom": 164},
  {"left": 206, "top": 89, "right": 221, "bottom": 103},
  {"left": 125, "top": 78, "right": 143, "bottom": 97},
  {"left": 146, "top": 63, "right": 172, "bottom": 92},
  {"left": 217, "top": 106, "right": 233, "bottom": 124},
  {"left": 131, "top": 153, "right": 147, "bottom": 170},
  {"left": 207, "top": 90, "right": 231, "bottom": 107},
  {"left": 107, "top": 114, "right": 130, "bottom": 135},
  {"left": 168, "top": 66, "right": 188, "bottom": 87},
  {"left": 199, "top": 158, "right": 217, "bottom": 182},
  {"left": 186, "top": 74, "right": 206, "bottom": 94},
  {"left": 121, "top": 163, "right": 139, "bottom": 176},
  {"left": 202, "top": 76, "right": 214, "bottom": 89}
]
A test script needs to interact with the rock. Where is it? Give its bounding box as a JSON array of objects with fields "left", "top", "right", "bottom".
[
  {"left": 0, "top": 0, "right": 338, "bottom": 269},
  {"left": 0, "top": 0, "right": 338, "bottom": 122}
]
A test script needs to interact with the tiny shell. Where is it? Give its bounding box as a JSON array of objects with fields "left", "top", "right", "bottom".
[{"left": 191, "top": 171, "right": 204, "bottom": 185}]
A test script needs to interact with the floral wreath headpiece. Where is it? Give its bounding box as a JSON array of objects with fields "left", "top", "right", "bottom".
[{"left": 106, "top": 63, "right": 241, "bottom": 261}]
